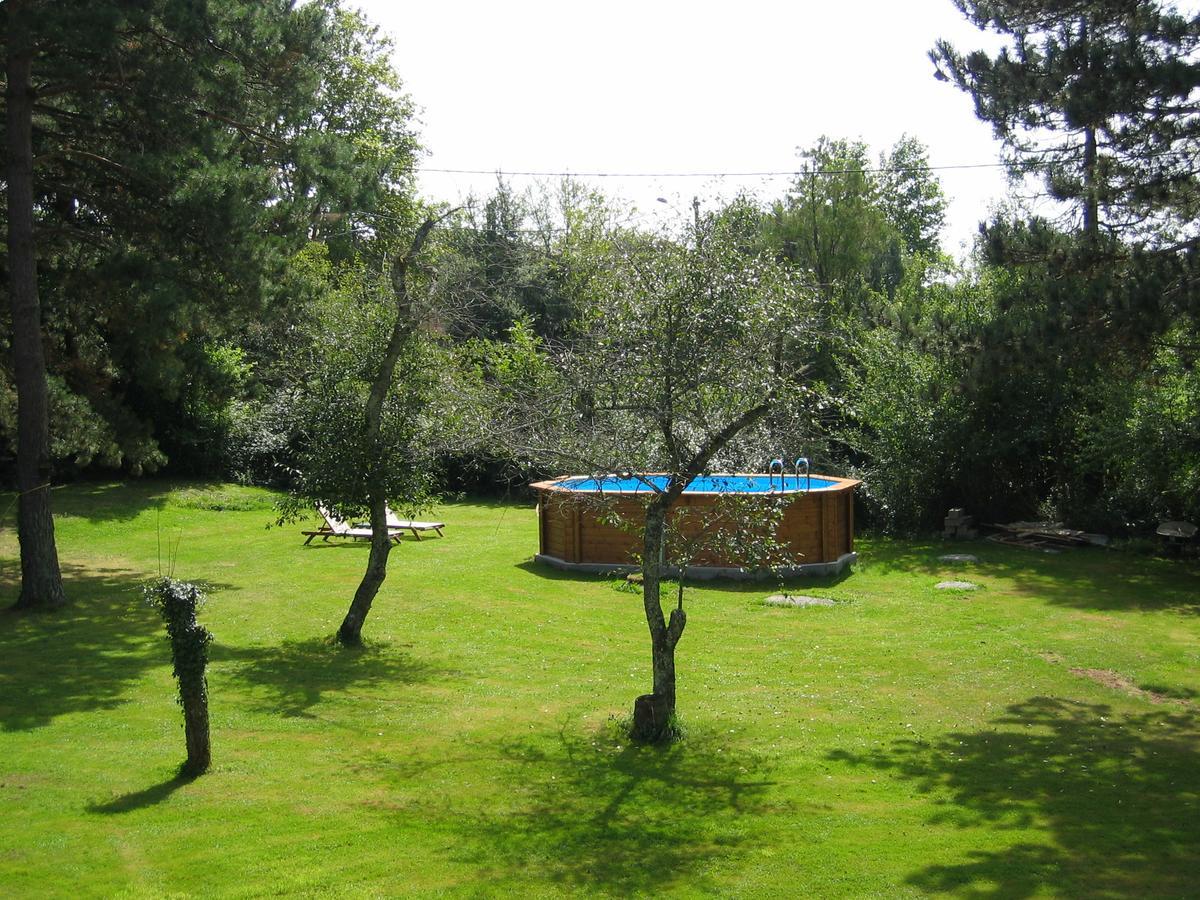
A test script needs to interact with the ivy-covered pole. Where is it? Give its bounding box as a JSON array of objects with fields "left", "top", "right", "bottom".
[{"left": 144, "top": 578, "right": 212, "bottom": 776}]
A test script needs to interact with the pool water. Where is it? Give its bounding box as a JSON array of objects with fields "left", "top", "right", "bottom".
[{"left": 554, "top": 473, "right": 837, "bottom": 494}]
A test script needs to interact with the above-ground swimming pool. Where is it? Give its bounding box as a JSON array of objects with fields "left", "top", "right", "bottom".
[{"left": 530, "top": 472, "right": 860, "bottom": 578}]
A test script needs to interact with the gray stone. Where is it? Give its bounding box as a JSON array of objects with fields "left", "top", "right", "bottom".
[
  {"left": 938, "top": 554, "right": 979, "bottom": 563},
  {"left": 765, "top": 594, "right": 836, "bottom": 607},
  {"left": 935, "top": 581, "right": 979, "bottom": 591}
]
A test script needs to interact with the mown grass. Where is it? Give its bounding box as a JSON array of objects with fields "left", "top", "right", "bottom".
[{"left": 1, "top": 480, "right": 1197, "bottom": 897}]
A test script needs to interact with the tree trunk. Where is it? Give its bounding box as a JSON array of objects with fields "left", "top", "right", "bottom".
[
  {"left": 631, "top": 502, "right": 687, "bottom": 743},
  {"left": 627, "top": 402, "right": 773, "bottom": 742},
  {"left": 6, "top": 5, "right": 66, "bottom": 611},
  {"left": 1079, "top": 15, "right": 1099, "bottom": 240},
  {"left": 335, "top": 214, "right": 446, "bottom": 646},
  {"left": 337, "top": 494, "right": 392, "bottom": 645},
  {"left": 1082, "top": 124, "right": 1099, "bottom": 239},
  {"left": 179, "top": 671, "right": 211, "bottom": 777}
]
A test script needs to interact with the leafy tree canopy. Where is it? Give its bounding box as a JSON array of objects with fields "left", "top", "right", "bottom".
[
  {"left": 0, "top": 0, "right": 419, "bottom": 475},
  {"left": 932, "top": 0, "right": 1200, "bottom": 242}
]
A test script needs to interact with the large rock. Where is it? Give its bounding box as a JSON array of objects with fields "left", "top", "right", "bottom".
[{"left": 765, "top": 594, "right": 836, "bottom": 607}]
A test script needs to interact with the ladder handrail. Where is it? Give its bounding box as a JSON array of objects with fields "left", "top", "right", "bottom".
[
  {"left": 794, "top": 457, "right": 809, "bottom": 492},
  {"left": 768, "top": 458, "right": 784, "bottom": 492}
]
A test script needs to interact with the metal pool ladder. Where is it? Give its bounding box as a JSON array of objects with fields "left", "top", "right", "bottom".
[
  {"left": 768, "top": 458, "right": 784, "bottom": 491},
  {"left": 794, "top": 457, "right": 811, "bottom": 492}
]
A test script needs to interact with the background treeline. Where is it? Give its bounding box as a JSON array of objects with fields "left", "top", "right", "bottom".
[{"left": 3, "top": 0, "right": 1197, "bottom": 537}]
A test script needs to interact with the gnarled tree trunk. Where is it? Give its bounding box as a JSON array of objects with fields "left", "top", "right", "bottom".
[
  {"left": 631, "top": 501, "right": 687, "bottom": 742},
  {"left": 629, "top": 401, "right": 776, "bottom": 742},
  {"left": 6, "top": 5, "right": 66, "bottom": 611},
  {"left": 337, "top": 493, "right": 393, "bottom": 645}
]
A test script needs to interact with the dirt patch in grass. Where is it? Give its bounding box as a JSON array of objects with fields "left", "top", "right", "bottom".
[
  {"left": 1037, "top": 651, "right": 1196, "bottom": 709},
  {"left": 1068, "top": 667, "right": 1193, "bottom": 707}
]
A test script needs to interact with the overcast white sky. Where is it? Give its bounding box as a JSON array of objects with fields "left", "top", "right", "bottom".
[{"left": 353, "top": 0, "right": 1014, "bottom": 254}]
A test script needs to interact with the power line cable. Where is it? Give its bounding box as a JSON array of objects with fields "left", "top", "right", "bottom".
[{"left": 421, "top": 162, "right": 1010, "bottom": 178}]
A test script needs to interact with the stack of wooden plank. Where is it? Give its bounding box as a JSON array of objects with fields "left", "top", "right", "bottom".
[{"left": 986, "top": 521, "right": 1109, "bottom": 551}]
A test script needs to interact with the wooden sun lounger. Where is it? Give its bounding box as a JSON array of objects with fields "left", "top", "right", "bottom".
[
  {"left": 301, "top": 524, "right": 403, "bottom": 545},
  {"left": 302, "top": 506, "right": 404, "bottom": 545},
  {"left": 389, "top": 519, "right": 445, "bottom": 540}
]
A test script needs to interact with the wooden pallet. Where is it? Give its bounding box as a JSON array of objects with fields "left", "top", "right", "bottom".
[{"left": 985, "top": 521, "right": 1109, "bottom": 551}]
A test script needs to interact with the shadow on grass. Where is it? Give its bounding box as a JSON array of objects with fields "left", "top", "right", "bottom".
[
  {"left": 213, "top": 638, "right": 446, "bottom": 718},
  {"left": 515, "top": 558, "right": 856, "bottom": 601},
  {"left": 41, "top": 480, "right": 169, "bottom": 524},
  {"left": 860, "top": 537, "right": 1200, "bottom": 615},
  {"left": 298, "top": 540, "right": 373, "bottom": 551},
  {"left": 1140, "top": 684, "right": 1200, "bottom": 703},
  {"left": 514, "top": 559, "right": 613, "bottom": 582},
  {"left": 390, "top": 724, "right": 777, "bottom": 894},
  {"left": 830, "top": 696, "right": 1200, "bottom": 897},
  {"left": 0, "top": 560, "right": 160, "bottom": 731},
  {"left": 2, "top": 479, "right": 282, "bottom": 530},
  {"left": 86, "top": 772, "right": 196, "bottom": 815},
  {"left": 299, "top": 533, "right": 436, "bottom": 550},
  {"left": 700, "top": 567, "right": 856, "bottom": 596}
]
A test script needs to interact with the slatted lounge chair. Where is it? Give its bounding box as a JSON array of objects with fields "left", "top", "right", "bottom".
[
  {"left": 302, "top": 506, "right": 403, "bottom": 545},
  {"left": 384, "top": 507, "right": 445, "bottom": 541}
]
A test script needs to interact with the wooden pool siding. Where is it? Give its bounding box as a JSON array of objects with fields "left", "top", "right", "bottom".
[{"left": 533, "top": 475, "right": 859, "bottom": 574}]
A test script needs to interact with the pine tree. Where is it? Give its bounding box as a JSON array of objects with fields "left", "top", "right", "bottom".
[
  {"left": 2, "top": 1, "right": 418, "bottom": 608},
  {"left": 5, "top": 0, "right": 64, "bottom": 608},
  {"left": 932, "top": 0, "right": 1200, "bottom": 244}
]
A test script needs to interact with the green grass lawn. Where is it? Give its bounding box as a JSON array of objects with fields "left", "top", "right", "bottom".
[{"left": 1, "top": 481, "right": 1198, "bottom": 897}]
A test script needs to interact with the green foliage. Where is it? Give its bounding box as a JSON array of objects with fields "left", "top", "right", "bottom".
[
  {"left": 434, "top": 178, "right": 621, "bottom": 343},
  {"left": 0, "top": 372, "right": 164, "bottom": 474},
  {"left": 933, "top": 0, "right": 1200, "bottom": 241},
  {"left": 2, "top": 0, "right": 420, "bottom": 477},
  {"left": 836, "top": 261, "right": 1073, "bottom": 530},
  {"left": 166, "top": 485, "right": 275, "bottom": 513},
  {"left": 445, "top": 320, "right": 565, "bottom": 491},
  {"left": 536, "top": 197, "right": 815, "bottom": 477},
  {"left": 609, "top": 577, "right": 642, "bottom": 595},
  {"left": 838, "top": 327, "right": 969, "bottom": 532},
  {"left": 142, "top": 577, "right": 212, "bottom": 724},
  {"left": 877, "top": 135, "right": 949, "bottom": 258},
  {"left": 925, "top": 2, "right": 1200, "bottom": 531},
  {"left": 435, "top": 180, "right": 561, "bottom": 340},
  {"left": 142, "top": 575, "right": 212, "bottom": 775},
  {"left": 161, "top": 341, "right": 257, "bottom": 477},
  {"left": 762, "top": 136, "right": 946, "bottom": 320},
  {"left": 1064, "top": 325, "right": 1200, "bottom": 528},
  {"left": 764, "top": 138, "right": 902, "bottom": 309},
  {"left": 269, "top": 242, "right": 454, "bottom": 526}
]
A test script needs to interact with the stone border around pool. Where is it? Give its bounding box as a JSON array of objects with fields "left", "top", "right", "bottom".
[{"left": 533, "top": 551, "right": 858, "bottom": 581}]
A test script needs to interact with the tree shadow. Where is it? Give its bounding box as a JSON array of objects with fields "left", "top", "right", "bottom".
[
  {"left": 829, "top": 696, "right": 1200, "bottom": 896},
  {"left": 514, "top": 558, "right": 856, "bottom": 602},
  {"left": 382, "top": 723, "right": 777, "bottom": 894},
  {"left": 0, "top": 561, "right": 161, "bottom": 731},
  {"left": 212, "top": 638, "right": 447, "bottom": 718},
  {"left": 698, "top": 566, "right": 856, "bottom": 596},
  {"left": 1139, "top": 684, "right": 1199, "bottom": 703},
  {"left": 85, "top": 772, "right": 196, "bottom": 815},
  {"left": 299, "top": 533, "right": 436, "bottom": 550},
  {"left": 35, "top": 480, "right": 169, "bottom": 524},
  {"left": 514, "top": 559, "right": 613, "bottom": 582},
  {"left": 298, "top": 540, "right": 374, "bottom": 551},
  {"left": 860, "top": 537, "right": 1200, "bottom": 615}
]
